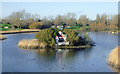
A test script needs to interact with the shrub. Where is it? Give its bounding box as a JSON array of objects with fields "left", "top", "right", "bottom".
[
  {"left": 35, "top": 28, "right": 91, "bottom": 46},
  {"left": 63, "top": 29, "right": 80, "bottom": 45},
  {"left": 35, "top": 28, "right": 60, "bottom": 47},
  {"left": 63, "top": 29, "right": 91, "bottom": 46},
  {"left": 28, "top": 22, "right": 43, "bottom": 29}
]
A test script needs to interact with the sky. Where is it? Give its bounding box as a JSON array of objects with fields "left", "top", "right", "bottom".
[
  {"left": 1, "top": 0, "right": 119, "bottom": 2},
  {"left": 1, "top": 2, "right": 118, "bottom": 20}
]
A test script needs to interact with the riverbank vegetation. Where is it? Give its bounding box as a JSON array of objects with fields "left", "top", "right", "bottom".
[
  {"left": 18, "top": 39, "right": 47, "bottom": 49},
  {"left": 107, "top": 46, "right": 120, "bottom": 69},
  {"left": 0, "top": 35, "right": 7, "bottom": 40},
  {"left": 0, "top": 10, "right": 118, "bottom": 32}
]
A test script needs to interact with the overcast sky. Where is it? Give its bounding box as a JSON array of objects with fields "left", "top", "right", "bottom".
[{"left": 1, "top": 2, "right": 118, "bottom": 20}]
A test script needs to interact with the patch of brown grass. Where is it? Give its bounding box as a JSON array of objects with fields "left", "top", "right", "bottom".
[
  {"left": 107, "top": 46, "right": 120, "bottom": 69},
  {"left": 0, "top": 35, "right": 7, "bottom": 40},
  {"left": 18, "top": 39, "right": 47, "bottom": 49}
]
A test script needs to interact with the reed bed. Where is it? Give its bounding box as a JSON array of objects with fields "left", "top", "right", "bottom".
[
  {"left": 107, "top": 46, "right": 120, "bottom": 69},
  {"left": 18, "top": 39, "right": 47, "bottom": 49},
  {"left": 0, "top": 35, "right": 7, "bottom": 40}
]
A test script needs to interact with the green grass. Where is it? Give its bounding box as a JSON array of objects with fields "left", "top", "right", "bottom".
[
  {"left": 66, "top": 26, "right": 90, "bottom": 31},
  {"left": 0, "top": 24, "right": 12, "bottom": 28},
  {"left": 0, "top": 24, "right": 12, "bottom": 31},
  {"left": 66, "top": 26, "right": 80, "bottom": 30}
]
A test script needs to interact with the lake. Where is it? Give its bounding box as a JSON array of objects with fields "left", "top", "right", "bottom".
[{"left": 1, "top": 32, "right": 119, "bottom": 72}]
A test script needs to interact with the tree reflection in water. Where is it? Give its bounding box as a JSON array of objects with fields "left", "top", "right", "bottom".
[
  {"left": 35, "top": 49, "right": 56, "bottom": 60},
  {"left": 34, "top": 48, "right": 89, "bottom": 61}
]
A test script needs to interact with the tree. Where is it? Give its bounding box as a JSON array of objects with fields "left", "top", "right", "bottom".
[
  {"left": 54, "top": 15, "right": 63, "bottom": 26},
  {"left": 64, "top": 13, "right": 76, "bottom": 26},
  {"left": 48, "top": 16, "right": 54, "bottom": 24},
  {"left": 96, "top": 14, "right": 101, "bottom": 24},
  {"left": 101, "top": 14, "right": 107, "bottom": 25},
  {"left": 77, "top": 15, "right": 89, "bottom": 26},
  {"left": 35, "top": 28, "right": 59, "bottom": 47},
  {"left": 8, "top": 10, "right": 25, "bottom": 28},
  {"left": 108, "top": 24, "right": 118, "bottom": 32},
  {"left": 110, "top": 15, "right": 118, "bottom": 26},
  {"left": 7, "top": 10, "right": 40, "bottom": 29}
]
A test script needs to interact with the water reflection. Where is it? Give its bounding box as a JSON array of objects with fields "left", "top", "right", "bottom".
[
  {"left": 56, "top": 49, "right": 79, "bottom": 62},
  {"left": 34, "top": 48, "right": 93, "bottom": 62},
  {"left": 35, "top": 49, "right": 56, "bottom": 60}
]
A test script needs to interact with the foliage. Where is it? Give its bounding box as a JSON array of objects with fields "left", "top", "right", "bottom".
[
  {"left": 35, "top": 28, "right": 60, "bottom": 47},
  {"left": 63, "top": 29, "right": 89, "bottom": 46},
  {"left": 108, "top": 24, "right": 118, "bottom": 32},
  {"left": 35, "top": 28, "right": 91, "bottom": 46},
  {"left": 77, "top": 15, "right": 89, "bottom": 26},
  {"left": 89, "top": 23, "right": 107, "bottom": 32},
  {"left": 54, "top": 13, "right": 76, "bottom": 26},
  {"left": 28, "top": 22, "right": 43, "bottom": 29},
  {"left": 1, "top": 10, "right": 118, "bottom": 32},
  {"left": 79, "top": 26, "right": 90, "bottom": 31},
  {"left": 2, "top": 10, "right": 40, "bottom": 29},
  {"left": 54, "top": 15, "right": 63, "bottom": 26}
]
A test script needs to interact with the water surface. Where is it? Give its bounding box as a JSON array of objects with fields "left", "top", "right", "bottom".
[{"left": 2, "top": 32, "right": 119, "bottom": 72}]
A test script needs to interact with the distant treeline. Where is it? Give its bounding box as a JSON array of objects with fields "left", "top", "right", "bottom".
[{"left": 0, "top": 10, "right": 119, "bottom": 32}]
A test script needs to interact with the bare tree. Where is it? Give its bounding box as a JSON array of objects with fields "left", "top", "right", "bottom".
[
  {"left": 77, "top": 15, "right": 89, "bottom": 26},
  {"left": 64, "top": 12, "right": 76, "bottom": 26},
  {"left": 110, "top": 15, "right": 118, "bottom": 26},
  {"left": 96, "top": 14, "right": 101, "bottom": 24},
  {"left": 7, "top": 10, "right": 40, "bottom": 29},
  {"left": 54, "top": 15, "right": 63, "bottom": 26}
]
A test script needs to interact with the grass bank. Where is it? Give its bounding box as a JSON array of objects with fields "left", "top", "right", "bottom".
[
  {"left": 18, "top": 39, "right": 47, "bottom": 49},
  {"left": 0, "top": 29, "right": 40, "bottom": 34},
  {"left": 66, "top": 26, "right": 90, "bottom": 31}
]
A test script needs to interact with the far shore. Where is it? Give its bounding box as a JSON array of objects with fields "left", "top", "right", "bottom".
[
  {"left": 0, "top": 29, "right": 119, "bottom": 35},
  {"left": 0, "top": 29, "right": 40, "bottom": 35}
]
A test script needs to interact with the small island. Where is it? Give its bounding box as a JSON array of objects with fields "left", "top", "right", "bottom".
[{"left": 18, "top": 28, "right": 94, "bottom": 49}]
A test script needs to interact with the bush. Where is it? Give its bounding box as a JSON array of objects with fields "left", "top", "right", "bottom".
[
  {"left": 35, "top": 28, "right": 60, "bottom": 47},
  {"left": 35, "top": 28, "right": 91, "bottom": 47},
  {"left": 63, "top": 29, "right": 88, "bottom": 46},
  {"left": 28, "top": 22, "right": 43, "bottom": 29},
  {"left": 79, "top": 26, "right": 90, "bottom": 31}
]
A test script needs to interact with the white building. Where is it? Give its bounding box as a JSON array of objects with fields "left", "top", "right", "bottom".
[{"left": 55, "top": 31, "right": 69, "bottom": 45}]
